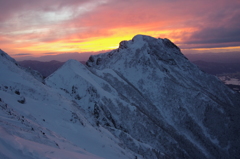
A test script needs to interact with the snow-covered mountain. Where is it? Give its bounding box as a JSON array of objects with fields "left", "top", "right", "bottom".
[
  {"left": 0, "top": 49, "right": 139, "bottom": 159},
  {"left": 1, "top": 35, "right": 240, "bottom": 159},
  {"left": 84, "top": 35, "right": 240, "bottom": 158}
]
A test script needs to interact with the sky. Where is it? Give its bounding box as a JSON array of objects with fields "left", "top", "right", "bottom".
[{"left": 0, "top": 0, "right": 240, "bottom": 59}]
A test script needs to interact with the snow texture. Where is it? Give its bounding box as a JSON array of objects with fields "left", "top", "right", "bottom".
[{"left": 1, "top": 35, "right": 240, "bottom": 159}]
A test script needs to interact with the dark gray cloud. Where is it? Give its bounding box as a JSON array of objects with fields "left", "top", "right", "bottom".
[
  {"left": 184, "top": 51, "right": 240, "bottom": 63},
  {"left": 182, "top": 42, "right": 240, "bottom": 50},
  {"left": 181, "top": 1, "right": 240, "bottom": 48},
  {"left": 186, "top": 27, "right": 240, "bottom": 44}
]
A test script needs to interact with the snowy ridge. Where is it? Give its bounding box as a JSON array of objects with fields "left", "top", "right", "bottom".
[
  {"left": 0, "top": 49, "right": 43, "bottom": 83},
  {"left": 0, "top": 52, "right": 140, "bottom": 158},
  {"left": 1, "top": 35, "right": 240, "bottom": 159},
  {"left": 0, "top": 49, "right": 18, "bottom": 65}
]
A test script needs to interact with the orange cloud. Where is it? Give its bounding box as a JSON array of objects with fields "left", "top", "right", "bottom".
[{"left": 0, "top": 0, "right": 240, "bottom": 58}]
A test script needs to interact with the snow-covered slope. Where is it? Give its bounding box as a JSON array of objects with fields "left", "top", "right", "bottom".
[
  {"left": 0, "top": 50, "right": 140, "bottom": 159},
  {"left": 0, "top": 49, "right": 44, "bottom": 83},
  {"left": 1, "top": 34, "right": 240, "bottom": 159}
]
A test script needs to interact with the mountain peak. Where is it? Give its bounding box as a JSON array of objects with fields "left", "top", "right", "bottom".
[
  {"left": 87, "top": 34, "right": 183, "bottom": 69},
  {"left": 132, "top": 34, "right": 156, "bottom": 42},
  {"left": 57, "top": 59, "right": 84, "bottom": 71},
  {"left": 131, "top": 34, "right": 180, "bottom": 51},
  {"left": 64, "top": 59, "right": 81, "bottom": 66},
  {"left": 118, "top": 34, "right": 156, "bottom": 50},
  {"left": 46, "top": 59, "right": 86, "bottom": 81}
]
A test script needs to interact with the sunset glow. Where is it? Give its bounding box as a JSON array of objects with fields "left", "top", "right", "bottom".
[{"left": 0, "top": 0, "right": 239, "bottom": 59}]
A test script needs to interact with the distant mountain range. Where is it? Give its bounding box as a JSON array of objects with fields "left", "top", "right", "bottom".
[
  {"left": 18, "top": 60, "right": 85, "bottom": 78},
  {"left": 18, "top": 59, "right": 240, "bottom": 78},
  {"left": 185, "top": 52, "right": 240, "bottom": 63},
  {"left": 192, "top": 61, "right": 240, "bottom": 75},
  {"left": 15, "top": 52, "right": 100, "bottom": 62}
]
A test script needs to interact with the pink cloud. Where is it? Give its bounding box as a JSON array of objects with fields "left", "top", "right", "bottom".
[{"left": 0, "top": 0, "right": 240, "bottom": 55}]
